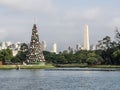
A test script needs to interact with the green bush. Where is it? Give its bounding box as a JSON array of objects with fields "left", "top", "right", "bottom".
[{"left": 86, "top": 57, "right": 98, "bottom": 65}]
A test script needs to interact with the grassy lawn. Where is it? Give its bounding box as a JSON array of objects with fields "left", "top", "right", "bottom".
[
  {"left": 54, "top": 64, "right": 120, "bottom": 68},
  {"left": 89, "top": 65, "right": 120, "bottom": 68},
  {"left": 0, "top": 65, "right": 16, "bottom": 70},
  {"left": 54, "top": 64, "right": 88, "bottom": 67},
  {"left": 0, "top": 64, "right": 55, "bottom": 70},
  {"left": 20, "top": 64, "right": 55, "bottom": 69}
]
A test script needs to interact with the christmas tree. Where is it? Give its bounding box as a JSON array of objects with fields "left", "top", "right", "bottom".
[{"left": 26, "top": 24, "right": 45, "bottom": 64}]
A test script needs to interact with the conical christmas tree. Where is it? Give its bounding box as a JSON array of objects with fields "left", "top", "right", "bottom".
[{"left": 26, "top": 24, "right": 45, "bottom": 64}]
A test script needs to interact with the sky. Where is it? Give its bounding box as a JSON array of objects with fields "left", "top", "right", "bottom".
[{"left": 0, "top": 0, "right": 120, "bottom": 51}]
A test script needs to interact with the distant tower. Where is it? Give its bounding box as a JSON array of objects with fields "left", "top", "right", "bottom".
[
  {"left": 68, "top": 46, "right": 73, "bottom": 53},
  {"left": 26, "top": 24, "right": 45, "bottom": 64},
  {"left": 52, "top": 43, "right": 57, "bottom": 54},
  {"left": 41, "top": 41, "right": 47, "bottom": 51},
  {"left": 76, "top": 44, "right": 81, "bottom": 51},
  {"left": 84, "top": 24, "right": 90, "bottom": 50}
]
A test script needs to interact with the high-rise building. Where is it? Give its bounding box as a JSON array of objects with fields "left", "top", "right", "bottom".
[
  {"left": 83, "top": 24, "right": 90, "bottom": 50},
  {"left": 26, "top": 24, "right": 45, "bottom": 64},
  {"left": 0, "top": 41, "right": 12, "bottom": 50},
  {"left": 68, "top": 46, "right": 73, "bottom": 53},
  {"left": 41, "top": 41, "right": 46, "bottom": 51},
  {"left": 1, "top": 42, "right": 6, "bottom": 49},
  {"left": 76, "top": 44, "right": 81, "bottom": 51},
  {"left": 52, "top": 43, "right": 57, "bottom": 54},
  {"left": 90, "top": 45, "right": 96, "bottom": 50}
]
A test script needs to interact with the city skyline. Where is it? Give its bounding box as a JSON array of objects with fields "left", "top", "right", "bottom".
[{"left": 0, "top": 0, "right": 120, "bottom": 51}]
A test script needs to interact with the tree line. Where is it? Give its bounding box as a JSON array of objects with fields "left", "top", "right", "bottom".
[{"left": 0, "top": 29, "right": 120, "bottom": 65}]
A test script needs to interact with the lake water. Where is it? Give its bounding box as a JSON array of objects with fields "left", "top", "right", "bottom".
[{"left": 0, "top": 68, "right": 120, "bottom": 90}]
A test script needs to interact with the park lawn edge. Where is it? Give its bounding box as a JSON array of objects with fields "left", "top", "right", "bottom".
[
  {"left": 1, "top": 64, "right": 120, "bottom": 70},
  {"left": 54, "top": 64, "right": 120, "bottom": 68},
  {"left": 0, "top": 65, "right": 55, "bottom": 70}
]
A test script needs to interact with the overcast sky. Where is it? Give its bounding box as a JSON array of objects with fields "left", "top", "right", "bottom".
[{"left": 0, "top": 0, "right": 120, "bottom": 51}]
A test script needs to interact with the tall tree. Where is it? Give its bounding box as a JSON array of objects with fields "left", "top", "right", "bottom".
[
  {"left": 115, "top": 28, "right": 120, "bottom": 48},
  {"left": 97, "top": 36, "right": 114, "bottom": 64}
]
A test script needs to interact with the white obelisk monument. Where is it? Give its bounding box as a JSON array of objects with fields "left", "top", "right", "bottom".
[{"left": 84, "top": 24, "right": 90, "bottom": 50}]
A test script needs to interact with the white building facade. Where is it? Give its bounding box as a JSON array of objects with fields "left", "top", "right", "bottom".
[{"left": 51, "top": 43, "right": 57, "bottom": 54}]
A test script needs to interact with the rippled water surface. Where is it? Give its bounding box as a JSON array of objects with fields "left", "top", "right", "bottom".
[{"left": 0, "top": 68, "right": 120, "bottom": 90}]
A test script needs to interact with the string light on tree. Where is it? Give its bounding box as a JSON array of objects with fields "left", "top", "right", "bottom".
[{"left": 26, "top": 23, "right": 45, "bottom": 64}]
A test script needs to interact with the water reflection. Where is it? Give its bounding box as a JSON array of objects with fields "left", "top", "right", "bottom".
[{"left": 0, "top": 69, "right": 120, "bottom": 90}]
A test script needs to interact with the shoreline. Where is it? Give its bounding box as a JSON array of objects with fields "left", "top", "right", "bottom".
[
  {"left": 1, "top": 64, "right": 120, "bottom": 70},
  {"left": 46, "top": 68, "right": 120, "bottom": 71},
  {"left": 54, "top": 64, "right": 120, "bottom": 68}
]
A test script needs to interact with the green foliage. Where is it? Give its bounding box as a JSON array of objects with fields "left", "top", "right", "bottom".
[
  {"left": 16, "top": 51, "right": 28, "bottom": 63},
  {"left": 44, "top": 52, "right": 67, "bottom": 64},
  {"left": 75, "top": 50, "right": 88, "bottom": 63},
  {"left": 54, "top": 54, "right": 67, "bottom": 64},
  {"left": 11, "top": 57, "right": 21, "bottom": 64},
  {"left": 11, "top": 43, "right": 28, "bottom": 64},
  {"left": 0, "top": 48, "right": 13, "bottom": 64},
  {"left": 112, "top": 49, "right": 120, "bottom": 64},
  {"left": 97, "top": 35, "right": 118, "bottom": 64},
  {"left": 86, "top": 57, "right": 98, "bottom": 65},
  {"left": 43, "top": 50, "right": 103, "bottom": 65},
  {"left": 64, "top": 54, "right": 76, "bottom": 63},
  {"left": 97, "top": 36, "right": 112, "bottom": 50},
  {"left": 20, "top": 43, "right": 28, "bottom": 52},
  {"left": 43, "top": 51, "right": 56, "bottom": 63}
]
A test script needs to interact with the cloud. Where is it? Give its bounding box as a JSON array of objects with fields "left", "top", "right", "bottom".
[
  {"left": 82, "top": 8, "right": 102, "bottom": 20},
  {"left": 0, "top": 0, "right": 119, "bottom": 51},
  {"left": 42, "top": 7, "right": 102, "bottom": 33},
  {"left": 0, "top": 0, "right": 56, "bottom": 13}
]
